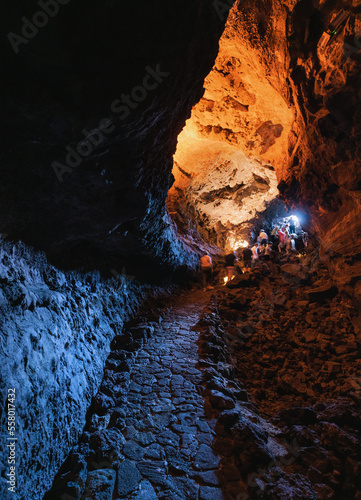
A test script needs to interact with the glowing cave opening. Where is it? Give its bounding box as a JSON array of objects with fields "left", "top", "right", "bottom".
[{"left": 167, "top": 4, "right": 296, "bottom": 253}]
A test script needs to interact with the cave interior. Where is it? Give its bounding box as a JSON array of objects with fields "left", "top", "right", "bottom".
[{"left": 1, "top": 1, "right": 361, "bottom": 499}]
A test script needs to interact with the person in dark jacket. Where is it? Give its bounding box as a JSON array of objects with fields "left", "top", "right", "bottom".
[
  {"left": 242, "top": 245, "right": 252, "bottom": 272},
  {"left": 289, "top": 217, "right": 296, "bottom": 235},
  {"left": 225, "top": 251, "right": 238, "bottom": 282}
]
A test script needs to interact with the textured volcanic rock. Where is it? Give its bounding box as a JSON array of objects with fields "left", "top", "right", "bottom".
[
  {"left": 217, "top": 249, "right": 361, "bottom": 416},
  {"left": 0, "top": 0, "right": 229, "bottom": 272},
  {"left": 2, "top": 2, "right": 361, "bottom": 500},
  {"left": 174, "top": 4, "right": 294, "bottom": 171},
  {"left": 0, "top": 239, "right": 145, "bottom": 498},
  {"left": 171, "top": 1, "right": 295, "bottom": 249},
  {"left": 173, "top": 142, "right": 279, "bottom": 230},
  {"left": 0, "top": 1, "right": 360, "bottom": 287},
  {"left": 200, "top": 250, "right": 361, "bottom": 499},
  {"left": 279, "top": 0, "right": 361, "bottom": 303},
  {"left": 171, "top": 0, "right": 361, "bottom": 310}
]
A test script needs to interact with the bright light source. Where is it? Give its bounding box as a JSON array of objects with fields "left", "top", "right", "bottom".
[
  {"left": 231, "top": 239, "right": 249, "bottom": 250},
  {"left": 227, "top": 232, "right": 250, "bottom": 251}
]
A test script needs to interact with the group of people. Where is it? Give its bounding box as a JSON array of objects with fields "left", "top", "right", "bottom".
[
  {"left": 200, "top": 250, "right": 242, "bottom": 290},
  {"left": 199, "top": 246, "right": 253, "bottom": 290},
  {"left": 253, "top": 225, "right": 303, "bottom": 259},
  {"left": 199, "top": 221, "right": 309, "bottom": 291},
  {"left": 270, "top": 225, "right": 294, "bottom": 253}
]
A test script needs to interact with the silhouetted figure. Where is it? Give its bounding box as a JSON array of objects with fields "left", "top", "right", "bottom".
[
  {"left": 303, "top": 232, "right": 309, "bottom": 248},
  {"left": 200, "top": 254, "right": 214, "bottom": 291},
  {"left": 225, "top": 251, "right": 238, "bottom": 282},
  {"left": 289, "top": 217, "right": 296, "bottom": 235},
  {"left": 242, "top": 246, "right": 252, "bottom": 272}
]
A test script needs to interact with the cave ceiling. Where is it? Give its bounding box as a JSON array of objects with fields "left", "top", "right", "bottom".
[{"left": 0, "top": 0, "right": 360, "bottom": 292}]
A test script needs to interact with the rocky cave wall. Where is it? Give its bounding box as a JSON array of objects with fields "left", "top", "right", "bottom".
[
  {"left": 0, "top": 2, "right": 232, "bottom": 498},
  {"left": 171, "top": 0, "right": 361, "bottom": 307},
  {"left": 170, "top": 0, "right": 296, "bottom": 249},
  {"left": 281, "top": 0, "right": 361, "bottom": 301},
  {"left": 1, "top": 0, "right": 360, "bottom": 281},
  {"left": 1, "top": 0, "right": 361, "bottom": 496},
  {"left": 230, "top": 0, "right": 361, "bottom": 297},
  {"left": 0, "top": 239, "right": 149, "bottom": 498},
  {"left": 0, "top": 0, "right": 229, "bottom": 274}
]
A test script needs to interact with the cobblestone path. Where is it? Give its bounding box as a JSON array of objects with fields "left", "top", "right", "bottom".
[
  {"left": 116, "top": 291, "right": 225, "bottom": 500},
  {"left": 47, "top": 289, "right": 231, "bottom": 500}
]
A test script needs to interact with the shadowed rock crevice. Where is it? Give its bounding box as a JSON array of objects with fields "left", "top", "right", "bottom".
[{"left": 0, "top": 0, "right": 229, "bottom": 273}]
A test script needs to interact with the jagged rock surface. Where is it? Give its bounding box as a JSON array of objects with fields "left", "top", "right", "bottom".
[
  {"left": 171, "top": 0, "right": 361, "bottom": 307},
  {"left": 44, "top": 247, "right": 361, "bottom": 499},
  {"left": 0, "top": 0, "right": 228, "bottom": 272},
  {"left": 0, "top": 239, "right": 148, "bottom": 498}
]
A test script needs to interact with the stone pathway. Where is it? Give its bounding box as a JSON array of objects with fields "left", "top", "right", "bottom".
[
  {"left": 46, "top": 289, "right": 230, "bottom": 500},
  {"left": 116, "top": 291, "right": 224, "bottom": 500},
  {"left": 48, "top": 250, "right": 361, "bottom": 500}
]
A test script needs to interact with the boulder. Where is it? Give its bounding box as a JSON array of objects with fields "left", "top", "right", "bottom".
[
  {"left": 226, "top": 274, "right": 253, "bottom": 289},
  {"left": 194, "top": 444, "right": 221, "bottom": 471},
  {"left": 209, "top": 390, "right": 236, "bottom": 410},
  {"left": 277, "top": 407, "right": 317, "bottom": 426},
  {"left": 308, "top": 284, "right": 338, "bottom": 303},
  {"left": 265, "top": 473, "right": 317, "bottom": 499},
  {"left": 116, "top": 459, "right": 142, "bottom": 497},
  {"left": 85, "top": 469, "right": 116, "bottom": 500},
  {"left": 88, "top": 428, "right": 125, "bottom": 462}
]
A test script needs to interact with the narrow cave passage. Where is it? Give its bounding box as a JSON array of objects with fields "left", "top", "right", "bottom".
[
  {"left": 1, "top": 1, "right": 361, "bottom": 500},
  {"left": 45, "top": 290, "right": 223, "bottom": 500},
  {"left": 43, "top": 240, "right": 361, "bottom": 500}
]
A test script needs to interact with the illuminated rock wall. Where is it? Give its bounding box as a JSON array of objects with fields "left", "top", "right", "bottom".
[{"left": 172, "top": 0, "right": 361, "bottom": 309}]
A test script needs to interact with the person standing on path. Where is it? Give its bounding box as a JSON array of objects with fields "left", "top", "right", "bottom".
[
  {"left": 270, "top": 226, "right": 278, "bottom": 244},
  {"left": 264, "top": 242, "right": 272, "bottom": 261},
  {"left": 225, "top": 251, "right": 238, "bottom": 282},
  {"left": 286, "top": 235, "right": 296, "bottom": 256},
  {"left": 289, "top": 216, "right": 296, "bottom": 235},
  {"left": 258, "top": 229, "right": 268, "bottom": 246},
  {"left": 200, "top": 254, "right": 214, "bottom": 291},
  {"left": 242, "top": 245, "right": 252, "bottom": 273},
  {"left": 278, "top": 227, "right": 286, "bottom": 252},
  {"left": 251, "top": 243, "right": 260, "bottom": 266}
]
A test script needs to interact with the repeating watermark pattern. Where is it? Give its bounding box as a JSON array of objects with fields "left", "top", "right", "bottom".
[
  {"left": 343, "top": 29, "right": 361, "bottom": 60},
  {"left": 7, "top": 0, "right": 71, "bottom": 54},
  {"left": 8, "top": 0, "right": 235, "bottom": 51},
  {"left": 110, "top": 267, "right": 135, "bottom": 283},
  {"left": 213, "top": 0, "right": 234, "bottom": 21},
  {"left": 5, "top": 388, "right": 17, "bottom": 494},
  {"left": 52, "top": 65, "right": 170, "bottom": 183}
]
